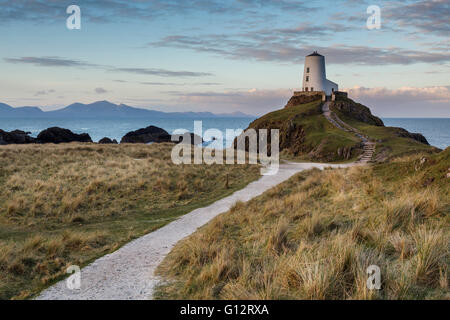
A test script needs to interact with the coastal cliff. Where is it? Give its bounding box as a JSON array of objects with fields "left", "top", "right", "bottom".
[{"left": 236, "top": 95, "right": 437, "bottom": 162}]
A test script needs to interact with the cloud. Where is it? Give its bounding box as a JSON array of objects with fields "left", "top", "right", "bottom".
[
  {"left": 94, "top": 87, "right": 108, "bottom": 94},
  {"left": 4, "top": 56, "right": 212, "bottom": 78},
  {"left": 34, "top": 89, "right": 55, "bottom": 96},
  {"left": 0, "top": 0, "right": 316, "bottom": 24},
  {"left": 343, "top": 86, "right": 450, "bottom": 117},
  {"left": 141, "top": 82, "right": 179, "bottom": 86},
  {"left": 252, "top": 22, "right": 353, "bottom": 41},
  {"left": 112, "top": 67, "right": 213, "bottom": 77},
  {"left": 160, "top": 86, "right": 450, "bottom": 117},
  {"left": 345, "top": 86, "right": 450, "bottom": 104},
  {"left": 140, "top": 82, "right": 221, "bottom": 86},
  {"left": 385, "top": 0, "right": 450, "bottom": 37},
  {"left": 165, "top": 88, "right": 293, "bottom": 115},
  {"left": 151, "top": 34, "right": 450, "bottom": 66},
  {"left": 4, "top": 56, "right": 97, "bottom": 67}
]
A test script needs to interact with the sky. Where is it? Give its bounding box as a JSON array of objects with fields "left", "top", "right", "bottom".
[{"left": 0, "top": 0, "right": 449, "bottom": 117}]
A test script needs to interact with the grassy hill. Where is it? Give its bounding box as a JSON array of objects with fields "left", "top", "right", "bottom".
[
  {"left": 245, "top": 100, "right": 361, "bottom": 162},
  {"left": 240, "top": 96, "right": 438, "bottom": 162},
  {"left": 0, "top": 143, "right": 260, "bottom": 299},
  {"left": 331, "top": 96, "right": 438, "bottom": 161},
  {"left": 155, "top": 148, "right": 449, "bottom": 300}
]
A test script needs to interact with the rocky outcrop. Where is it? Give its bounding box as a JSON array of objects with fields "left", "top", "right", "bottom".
[
  {"left": 98, "top": 137, "right": 118, "bottom": 144},
  {"left": 234, "top": 110, "right": 361, "bottom": 162},
  {"left": 172, "top": 132, "right": 204, "bottom": 145},
  {"left": 0, "top": 129, "right": 36, "bottom": 145},
  {"left": 234, "top": 115, "right": 303, "bottom": 155},
  {"left": 331, "top": 97, "right": 384, "bottom": 126},
  {"left": 285, "top": 94, "right": 323, "bottom": 108},
  {"left": 121, "top": 126, "right": 204, "bottom": 145},
  {"left": 1, "top": 128, "right": 93, "bottom": 145},
  {"left": 391, "top": 127, "right": 429, "bottom": 145},
  {"left": 37, "top": 127, "right": 92, "bottom": 144},
  {"left": 0, "top": 126, "right": 203, "bottom": 146},
  {"left": 120, "top": 126, "right": 171, "bottom": 144},
  {"left": 233, "top": 92, "right": 435, "bottom": 162}
]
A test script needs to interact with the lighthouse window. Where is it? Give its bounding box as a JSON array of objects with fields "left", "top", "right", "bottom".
[
  {"left": 307, "top": 67, "right": 310, "bottom": 73},
  {"left": 306, "top": 76, "right": 309, "bottom": 82}
]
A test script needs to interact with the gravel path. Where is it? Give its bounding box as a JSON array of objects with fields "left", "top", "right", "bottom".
[
  {"left": 322, "top": 101, "right": 376, "bottom": 163},
  {"left": 36, "top": 161, "right": 351, "bottom": 300}
]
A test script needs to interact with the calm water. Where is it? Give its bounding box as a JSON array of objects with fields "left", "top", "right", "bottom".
[
  {"left": 0, "top": 117, "right": 448, "bottom": 149},
  {"left": 382, "top": 118, "right": 449, "bottom": 150}
]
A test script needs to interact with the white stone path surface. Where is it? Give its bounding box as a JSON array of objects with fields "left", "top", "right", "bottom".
[
  {"left": 37, "top": 161, "right": 352, "bottom": 300},
  {"left": 322, "top": 102, "right": 376, "bottom": 164}
]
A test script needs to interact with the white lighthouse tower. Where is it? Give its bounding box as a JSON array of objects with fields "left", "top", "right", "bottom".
[{"left": 302, "top": 51, "right": 338, "bottom": 96}]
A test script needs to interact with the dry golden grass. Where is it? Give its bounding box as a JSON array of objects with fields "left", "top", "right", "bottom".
[
  {"left": 0, "top": 143, "right": 260, "bottom": 299},
  {"left": 155, "top": 149, "right": 450, "bottom": 300}
]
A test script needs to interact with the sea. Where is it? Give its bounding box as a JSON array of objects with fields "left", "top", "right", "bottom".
[
  {"left": 382, "top": 118, "right": 449, "bottom": 150},
  {"left": 0, "top": 117, "right": 448, "bottom": 150}
]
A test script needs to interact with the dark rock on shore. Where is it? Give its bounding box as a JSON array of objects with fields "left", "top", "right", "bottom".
[
  {"left": 172, "top": 132, "right": 204, "bottom": 145},
  {"left": 0, "top": 127, "right": 92, "bottom": 145},
  {"left": 0, "top": 129, "right": 36, "bottom": 145},
  {"left": 1, "top": 125, "right": 203, "bottom": 146},
  {"left": 37, "top": 127, "right": 92, "bottom": 144},
  {"left": 234, "top": 113, "right": 308, "bottom": 157},
  {"left": 98, "top": 137, "right": 118, "bottom": 144},
  {"left": 121, "top": 126, "right": 204, "bottom": 145},
  {"left": 120, "top": 126, "right": 171, "bottom": 144},
  {"left": 392, "top": 127, "right": 429, "bottom": 145}
]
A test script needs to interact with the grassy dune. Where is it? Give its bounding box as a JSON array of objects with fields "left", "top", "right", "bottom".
[
  {"left": 330, "top": 100, "right": 438, "bottom": 160},
  {"left": 155, "top": 149, "right": 449, "bottom": 300},
  {"left": 335, "top": 112, "right": 437, "bottom": 160},
  {"left": 247, "top": 100, "right": 361, "bottom": 162},
  {"left": 246, "top": 98, "right": 438, "bottom": 163},
  {"left": 0, "top": 143, "right": 260, "bottom": 299}
]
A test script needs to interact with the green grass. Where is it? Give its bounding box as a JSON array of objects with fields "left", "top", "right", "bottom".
[
  {"left": 154, "top": 148, "right": 449, "bottom": 300},
  {"left": 331, "top": 106, "right": 438, "bottom": 160},
  {"left": 249, "top": 100, "right": 361, "bottom": 162},
  {"left": 0, "top": 143, "right": 260, "bottom": 299},
  {"left": 252, "top": 97, "right": 437, "bottom": 162}
]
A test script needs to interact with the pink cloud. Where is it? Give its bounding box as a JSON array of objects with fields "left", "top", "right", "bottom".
[
  {"left": 345, "top": 86, "right": 450, "bottom": 103},
  {"left": 168, "top": 88, "right": 294, "bottom": 115},
  {"left": 343, "top": 86, "right": 450, "bottom": 117}
]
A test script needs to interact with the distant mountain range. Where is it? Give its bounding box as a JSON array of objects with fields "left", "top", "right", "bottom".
[{"left": 0, "top": 101, "right": 255, "bottom": 118}]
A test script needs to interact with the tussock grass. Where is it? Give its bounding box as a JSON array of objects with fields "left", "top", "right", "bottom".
[
  {"left": 331, "top": 107, "right": 438, "bottom": 161},
  {"left": 0, "top": 143, "right": 260, "bottom": 299},
  {"left": 155, "top": 149, "right": 449, "bottom": 300}
]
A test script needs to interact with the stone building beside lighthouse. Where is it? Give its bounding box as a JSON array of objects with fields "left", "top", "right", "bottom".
[{"left": 302, "top": 51, "right": 338, "bottom": 96}]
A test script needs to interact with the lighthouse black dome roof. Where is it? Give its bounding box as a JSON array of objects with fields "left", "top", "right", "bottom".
[{"left": 307, "top": 51, "right": 323, "bottom": 57}]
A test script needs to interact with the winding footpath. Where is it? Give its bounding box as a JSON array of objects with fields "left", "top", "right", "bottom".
[
  {"left": 37, "top": 103, "right": 373, "bottom": 300},
  {"left": 37, "top": 162, "right": 351, "bottom": 300},
  {"left": 322, "top": 101, "right": 375, "bottom": 164}
]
